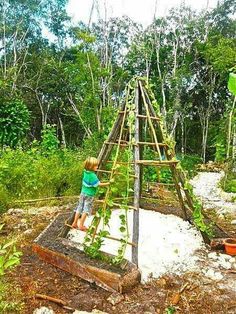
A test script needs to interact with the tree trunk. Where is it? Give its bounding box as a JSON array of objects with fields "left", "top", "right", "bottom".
[
  {"left": 226, "top": 96, "right": 236, "bottom": 159},
  {"left": 58, "top": 114, "right": 66, "bottom": 148}
]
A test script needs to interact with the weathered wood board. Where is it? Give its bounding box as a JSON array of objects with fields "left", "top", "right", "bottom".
[{"left": 32, "top": 213, "right": 141, "bottom": 293}]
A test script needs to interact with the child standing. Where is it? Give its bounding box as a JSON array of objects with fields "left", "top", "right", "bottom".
[{"left": 72, "top": 157, "right": 109, "bottom": 231}]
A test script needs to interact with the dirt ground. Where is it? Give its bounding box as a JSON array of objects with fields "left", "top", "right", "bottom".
[{"left": 2, "top": 200, "right": 236, "bottom": 314}]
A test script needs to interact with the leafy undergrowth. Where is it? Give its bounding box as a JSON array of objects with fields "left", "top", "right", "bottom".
[
  {"left": 0, "top": 279, "right": 24, "bottom": 313},
  {"left": 0, "top": 148, "right": 84, "bottom": 213},
  {"left": 221, "top": 162, "right": 236, "bottom": 193},
  {"left": 223, "top": 175, "right": 236, "bottom": 193}
]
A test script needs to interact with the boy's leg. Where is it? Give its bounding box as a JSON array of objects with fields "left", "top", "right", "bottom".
[
  {"left": 78, "top": 212, "right": 88, "bottom": 231},
  {"left": 72, "top": 212, "right": 81, "bottom": 228},
  {"left": 78, "top": 196, "right": 94, "bottom": 230},
  {"left": 72, "top": 194, "right": 84, "bottom": 228}
]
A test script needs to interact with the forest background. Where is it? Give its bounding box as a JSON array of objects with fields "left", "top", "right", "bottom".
[{"left": 0, "top": 0, "right": 235, "bottom": 211}]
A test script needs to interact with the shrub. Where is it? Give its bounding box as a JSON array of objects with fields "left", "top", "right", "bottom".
[
  {"left": 0, "top": 98, "right": 29, "bottom": 148},
  {"left": 0, "top": 148, "right": 84, "bottom": 211},
  {"left": 180, "top": 154, "right": 203, "bottom": 178},
  {"left": 222, "top": 161, "right": 236, "bottom": 193}
]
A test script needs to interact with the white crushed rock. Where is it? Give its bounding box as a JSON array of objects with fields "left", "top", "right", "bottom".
[
  {"left": 190, "top": 171, "right": 236, "bottom": 216},
  {"left": 8, "top": 208, "right": 24, "bottom": 215},
  {"left": 8, "top": 206, "right": 59, "bottom": 216},
  {"left": 68, "top": 209, "right": 204, "bottom": 282},
  {"left": 202, "top": 268, "right": 224, "bottom": 281},
  {"left": 199, "top": 252, "right": 236, "bottom": 284},
  {"left": 33, "top": 307, "right": 54, "bottom": 314}
]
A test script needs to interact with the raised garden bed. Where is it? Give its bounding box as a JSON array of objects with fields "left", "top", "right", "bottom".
[{"left": 32, "top": 213, "right": 141, "bottom": 293}]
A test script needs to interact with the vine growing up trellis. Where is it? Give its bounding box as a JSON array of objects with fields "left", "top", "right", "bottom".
[
  {"left": 83, "top": 84, "right": 137, "bottom": 265},
  {"left": 61, "top": 77, "right": 212, "bottom": 266}
]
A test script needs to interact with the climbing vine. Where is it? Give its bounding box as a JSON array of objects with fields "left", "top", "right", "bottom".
[
  {"left": 83, "top": 77, "right": 214, "bottom": 266},
  {"left": 83, "top": 81, "right": 137, "bottom": 265},
  {"left": 184, "top": 181, "right": 214, "bottom": 238}
]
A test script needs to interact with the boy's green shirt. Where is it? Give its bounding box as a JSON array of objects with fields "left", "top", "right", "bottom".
[{"left": 81, "top": 170, "right": 100, "bottom": 196}]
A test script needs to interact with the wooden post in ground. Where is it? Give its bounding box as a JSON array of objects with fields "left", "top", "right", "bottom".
[
  {"left": 59, "top": 212, "right": 75, "bottom": 238},
  {"left": 132, "top": 83, "right": 141, "bottom": 265}
]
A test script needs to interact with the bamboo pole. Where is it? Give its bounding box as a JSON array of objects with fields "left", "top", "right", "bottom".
[
  {"left": 65, "top": 223, "right": 137, "bottom": 247},
  {"left": 95, "top": 199, "right": 137, "bottom": 210},
  {"left": 14, "top": 195, "right": 79, "bottom": 204},
  {"left": 137, "top": 141, "right": 166, "bottom": 147},
  {"left": 96, "top": 169, "right": 137, "bottom": 178},
  {"left": 91, "top": 93, "right": 129, "bottom": 242},
  {"left": 137, "top": 114, "right": 160, "bottom": 120},
  {"left": 106, "top": 160, "right": 178, "bottom": 165},
  {"left": 98, "top": 103, "right": 126, "bottom": 168},
  {"left": 145, "top": 90, "right": 189, "bottom": 220},
  {"left": 105, "top": 141, "right": 129, "bottom": 147},
  {"left": 139, "top": 81, "right": 163, "bottom": 161},
  {"left": 132, "top": 82, "right": 141, "bottom": 265},
  {"left": 136, "top": 160, "right": 179, "bottom": 165}
]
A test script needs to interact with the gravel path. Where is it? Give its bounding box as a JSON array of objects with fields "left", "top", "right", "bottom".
[{"left": 190, "top": 171, "right": 236, "bottom": 217}]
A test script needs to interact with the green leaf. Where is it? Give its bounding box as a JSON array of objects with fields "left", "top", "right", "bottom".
[
  {"left": 228, "top": 73, "right": 236, "bottom": 96},
  {"left": 2, "top": 240, "right": 15, "bottom": 250},
  {"left": 119, "top": 226, "right": 126, "bottom": 232},
  {"left": 166, "top": 306, "right": 176, "bottom": 314},
  {"left": 107, "top": 199, "right": 114, "bottom": 207},
  {"left": 4, "top": 257, "right": 20, "bottom": 269}
]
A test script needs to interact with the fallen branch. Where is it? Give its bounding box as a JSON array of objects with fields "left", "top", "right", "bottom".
[
  {"left": 13, "top": 195, "right": 79, "bottom": 204},
  {"left": 35, "top": 293, "right": 75, "bottom": 311},
  {"left": 35, "top": 293, "right": 67, "bottom": 306}
]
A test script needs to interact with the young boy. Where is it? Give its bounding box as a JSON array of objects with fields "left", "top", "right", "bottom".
[{"left": 72, "top": 157, "right": 109, "bottom": 231}]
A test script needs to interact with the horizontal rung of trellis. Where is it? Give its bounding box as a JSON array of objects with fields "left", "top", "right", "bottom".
[
  {"left": 65, "top": 223, "right": 137, "bottom": 247},
  {"left": 106, "top": 160, "right": 179, "bottom": 166},
  {"left": 137, "top": 114, "right": 160, "bottom": 120},
  {"left": 105, "top": 141, "right": 128, "bottom": 147},
  {"left": 96, "top": 169, "right": 137, "bottom": 178},
  {"left": 95, "top": 199, "right": 137, "bottom": 210},
  {"left": 105, "top": 141, "right": 167, "bottom": 148},
  {"left": 136, "top": 160, "right": 179, "bottom": 165},
  {"left": 137, "top": 141, "right": 167, "bottom": 147}
]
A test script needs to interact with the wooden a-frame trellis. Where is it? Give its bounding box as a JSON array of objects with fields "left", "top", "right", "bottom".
[
  {"left": 93, "top": 77, "right": 197, "bottom": 265},
  {"left": 61, "top": 77, "right": 201, "bottom": 265}
]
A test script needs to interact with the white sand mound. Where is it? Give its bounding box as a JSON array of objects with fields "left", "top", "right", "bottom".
[{"left": 68, "top": 209, "right": 204, "bottom": 282}]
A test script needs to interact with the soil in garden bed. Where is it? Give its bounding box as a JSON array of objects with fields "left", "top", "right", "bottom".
[{"left": 36, "top": 213, "right": 128, "bottom": 275}]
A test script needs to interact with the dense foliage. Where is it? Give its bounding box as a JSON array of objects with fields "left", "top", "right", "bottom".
[
  {"left": 0, "top": 0, "right": 235, "bottom": 204},
  {"left": 0, "top": 0, "right": 234, "bottom": 158}
]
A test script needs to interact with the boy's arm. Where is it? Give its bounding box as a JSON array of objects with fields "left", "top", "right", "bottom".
[
  {"left": 99, "top": 181, "right": 110, "bottom": 187},
  {"left": 99, "top": 178, "right": 114, "bottom": 187}
]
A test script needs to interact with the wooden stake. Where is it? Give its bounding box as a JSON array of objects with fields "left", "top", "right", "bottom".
[{"left": 132, "top": 82, "right": 141, "bottom": 265}]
